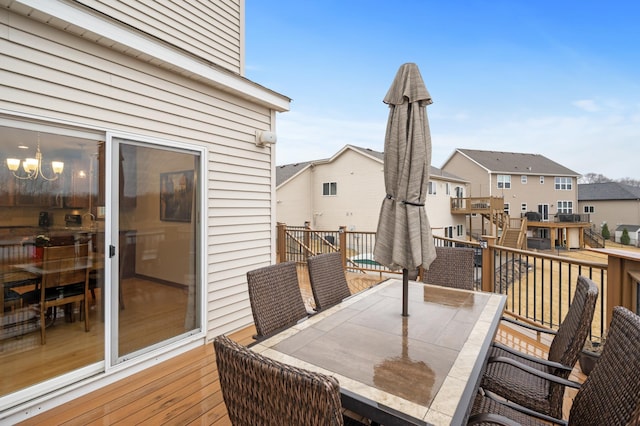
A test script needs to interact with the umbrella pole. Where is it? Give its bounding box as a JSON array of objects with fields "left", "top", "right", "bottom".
[{"left": 402, "top": 268, "right": 409, "bottom": 316}]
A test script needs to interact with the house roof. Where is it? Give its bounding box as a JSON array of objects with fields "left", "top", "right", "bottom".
[
  {"left": 578, "top": 182, "right": 640, "bottom": 201},
  {"left": 276, "top": 144, "right": 467, "bottom": 187},
  {"left": 614, "top": 224, "right": 640, "bottom": 232},
  {"left": 451, "top": 149, "right": 580, "bottom": 176}
]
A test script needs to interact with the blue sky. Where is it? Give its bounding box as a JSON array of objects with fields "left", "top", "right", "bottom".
[{"left": 245, "top": 1, "right": 640, "bottom": 180}]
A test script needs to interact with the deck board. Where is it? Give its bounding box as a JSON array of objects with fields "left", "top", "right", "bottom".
[{"left": 18, "top": 272, "right": 585, "bottom": 425}]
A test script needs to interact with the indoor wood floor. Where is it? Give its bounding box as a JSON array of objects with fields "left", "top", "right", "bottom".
[{"left": 17, "top": 270, "right": 586, "bottom": 425}]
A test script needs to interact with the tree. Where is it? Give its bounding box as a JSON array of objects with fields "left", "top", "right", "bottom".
[
  {"left": 621, "top": 228, "right": 631, "bottom": 245},
  {"left": 601, "top": 223, "right": 610, "bottom": 240},
  {"left": 579, "top": 173, "right": 612, "bottom": 184}
]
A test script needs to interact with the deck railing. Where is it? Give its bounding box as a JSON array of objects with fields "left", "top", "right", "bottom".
[{"left": 277, "top": 224, "right": 610, "bottom": 340}]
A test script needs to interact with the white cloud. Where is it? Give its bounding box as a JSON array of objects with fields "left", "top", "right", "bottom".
[
  {"left": 572, "top": 99, "right": 600, "bottom": 112},
  {"left": 274, "top": 103, "right": 639, "bottom": 180},
  {"left": 275, "top": 111, "right": 386, "bottom": 165}
]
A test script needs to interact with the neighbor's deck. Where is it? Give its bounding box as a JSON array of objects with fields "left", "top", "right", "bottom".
[{"left": 18, "top": 271, "right": 585, "bottom": 425}]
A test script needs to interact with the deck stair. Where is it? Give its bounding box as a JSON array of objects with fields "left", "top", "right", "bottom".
[
  {"left": 583, "top": 227, "right": 605, "bottom": 248},
  {"left": 496, "top": 215, "right": 527, "bottom": 250}
]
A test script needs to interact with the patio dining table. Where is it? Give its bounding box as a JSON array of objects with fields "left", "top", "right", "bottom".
[{"left": 252, "top": 278, "right": 506, "bottom": 425}]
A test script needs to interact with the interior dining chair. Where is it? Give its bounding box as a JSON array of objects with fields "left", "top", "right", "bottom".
[
  {"left": 246, "top": 261, "right": 309, "bottom": 340},
  {"left": 480, "top": 275, "right": 599, "bottom": 419},
  {"left": 214, "top": 335, "right": 367, "bottom": 426},
  {"left": 422, "top": 246, "right": 475, "bottom": 290},
  {"left": 39, "top": 243, "right": 90, "bottom": 344},
  {"left": 468, "top": 306, "right": 640, "bottom": 426},
  {"left": 307, "top": 252, "right": 352, "bottom": 311}
]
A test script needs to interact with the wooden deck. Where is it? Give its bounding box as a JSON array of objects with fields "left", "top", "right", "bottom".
[{"left": 17, "top": 271, "right": 586, "bottom": 425}]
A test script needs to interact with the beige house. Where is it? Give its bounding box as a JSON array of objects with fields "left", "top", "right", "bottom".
[
  {"left": 276, "top": 145, "right": 469, "bottom": 239},
  {"left": 578, "top": 182, "right": 640, "bottom": 235},
  {"left": 1, "top": 1, "right": 289, "bottom": 422},
  {"left": 441, "top": 149, "right": 586, "bottom": 248}
]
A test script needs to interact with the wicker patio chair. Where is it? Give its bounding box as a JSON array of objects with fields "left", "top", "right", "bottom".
[
  {"left": 422, "top": 246, "right": 475, "bottom": 290},
  {"left": 214, "top": 335, "right": 367, "bottom": 426},
  {"left": 480, "top": 275, "right": 599, "bottom": 419},
  {"left": 307, "top": 252, "right": 352, "bottom": 311},
  {"left": 246, "top": 261, "right": 308, "bottom": 340},
  {"left": 468, "top": 306, "right": 640, "bottom": 426}
]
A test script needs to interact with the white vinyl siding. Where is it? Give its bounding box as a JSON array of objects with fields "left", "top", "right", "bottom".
[
  {"left": 75, "top": 0, "right": 243, "bottom": 73},
  {"left": 0, "top": 11, "right": 279, "bottom": 339}
]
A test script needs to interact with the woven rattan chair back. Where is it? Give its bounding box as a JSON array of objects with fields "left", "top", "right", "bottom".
[
  {"left": 569, "top": 306, "right": 640, "bottom": 425},
  {"left": 246, "top": 261, "right": 308, "bottom": 338},
  {"left": 469, "top": 307, "right": 640, "bottom": 425},
  {"left": 307, "top": 252, "right": 352, "bottom": 311},
  {"left": 481, "top": 275, "right": 598, "bottom": 419},
  {"left": 547, "top": 275, "right": 599, "bottom": 365},
  {"left": 422, "top": 246, "right": 474, "bottom": 290},
  {"left": 543, "top": 275, "right": 599, "bottom": 417},
  {"left": 214, "top": 335, "right": 344, "bottom": 426}
]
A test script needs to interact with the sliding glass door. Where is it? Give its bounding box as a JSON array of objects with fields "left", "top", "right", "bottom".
[{"left": 111, "top": 138, "right": 201, "bottom": 363}]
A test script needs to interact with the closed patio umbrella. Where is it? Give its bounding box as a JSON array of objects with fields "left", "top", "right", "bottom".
[{"left": 373, "top": 63, "right": 436, "bottom": 316}]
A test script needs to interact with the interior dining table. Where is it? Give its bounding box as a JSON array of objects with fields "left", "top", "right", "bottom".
[{"left": 252, "top": 278, "right": 506, "bottom": 426}]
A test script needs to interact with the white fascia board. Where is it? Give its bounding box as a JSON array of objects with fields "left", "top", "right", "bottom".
[{"left": 17, "top": 0, "right": 290, "bottom": 112}]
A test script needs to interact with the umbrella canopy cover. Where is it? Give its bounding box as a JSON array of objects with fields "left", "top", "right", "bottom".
[{"left": 374, "top": 63, "right": 436, "bottom": 272}]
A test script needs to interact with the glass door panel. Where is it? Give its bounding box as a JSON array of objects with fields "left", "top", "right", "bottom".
[
  {"left": 1, "top": 125, "right": 104, "bottom": 397},
  {"left": 112, "top": 139, "right": 200, "bottom": 362}
]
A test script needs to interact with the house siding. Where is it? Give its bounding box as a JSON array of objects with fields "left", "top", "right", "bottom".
[
  {"left": 443, "top": 151, "right": 579, "bottom": 218},
  {"left": 276, "top": 147, "right": 467, "bottom": 237},
  {"left": 75, "top": 0, "right": 243, "bottom": 74},
  {"left": 442, "top": 152, "right": 490, "bottom": 196},
  {"left": 0, "top": 9, "right": 275, "bottom": 339},
  {"left": 579, "top": 199, "right": 640, "bottom": 233},
  {"left": 311, "top": 150, "right": 385, "bottom": 232},
  {"left": 276, "top": 167, "right": 314, "bottom": 227}
]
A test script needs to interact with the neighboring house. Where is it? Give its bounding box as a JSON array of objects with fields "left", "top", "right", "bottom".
[
  {"left": 441, "top": 149, "right": 586, "bottom": 248},
  {"left": 1, "top": 1, "right": 289, "bottom": 422},
  {"left": 614, "top": 224, "right": 640, "bottom": 247},
  {"left": 578, "top": 182, "right": 640, "bottom": 234},
  {"left": 276, "top": 145, "right": 469, "bottom": 239}
]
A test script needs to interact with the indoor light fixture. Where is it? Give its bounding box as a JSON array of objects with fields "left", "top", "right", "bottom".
[{"left": 6, "top": 134, "right": 64, "bottom": 181}]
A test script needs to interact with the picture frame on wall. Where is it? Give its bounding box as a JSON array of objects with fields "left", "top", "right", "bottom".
[{"left": 160, "top": 170, "right": 194, "bottom": 222}]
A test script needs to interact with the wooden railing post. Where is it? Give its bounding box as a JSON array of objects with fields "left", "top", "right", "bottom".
[
  {"left": 592, "top": 248, "right": 640, "bottom": 327},
  {"left": 339, "top": 226, "right": 347, "bottom": 269},
  {"left": 276, "top": 223, "right": 286, "bottom": 263},
  {"left": 303, "top": 221, "right": 311, "bottom": 250},
  {"left": 481, "top": 235, "right": 497, "bottom": 293}
]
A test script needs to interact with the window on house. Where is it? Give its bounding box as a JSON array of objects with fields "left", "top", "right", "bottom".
[
  {"left": 521, "top": 203, "right": 527, "bottom": 212},
  {"left": 322, "top": 182, "right": 337, "bottom": 196},
  {"left": 557, "top": 200, "right": 573, "bottom": 214},
  {"left": 540, "top": 176, "right": 544, "bottom": 184},
  {"left": 554, "top": 177, "right": 572, "bottom": 190},
  {"left": 428, "top": 181, "right": 436, "bottom": 195},
  {"left": 445, "top": 183, "right": 450, "bottom": 195},
  {"left": 521, "top": 175, "right": 527, "bottom": 184},
  {"left": 457, "top": 224, "right": 464, "bottom": 236},
  {"left": 497, "top": 175, "right": 511, "bottom": 189},
  {"left": 584, "top": 205, "right": 595, "bottom": 213},
  {"left": 504, "top": 203, "right": 510, "bottom": 215}
]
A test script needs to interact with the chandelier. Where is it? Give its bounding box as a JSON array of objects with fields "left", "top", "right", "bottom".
[{"left": 6, "top": 135, "right": 64, "bottom": 181}]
